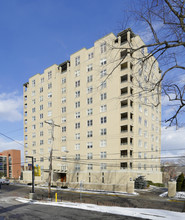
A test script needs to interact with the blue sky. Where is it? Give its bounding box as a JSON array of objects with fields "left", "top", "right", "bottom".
[{"left": 0, "top": 0, "right": 184, "bottom": 163}]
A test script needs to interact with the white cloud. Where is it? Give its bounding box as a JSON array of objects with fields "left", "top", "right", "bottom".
[
  {"left": 161, "top": 126, "right": 185, "bottom": 160},
  {"left": 0, "top": 92, "right": 23, "bottom": 122}
]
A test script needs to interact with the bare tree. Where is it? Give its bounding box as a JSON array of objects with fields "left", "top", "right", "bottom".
[{"left": 111, "top": 0, "right": 185, "bottom": 127}]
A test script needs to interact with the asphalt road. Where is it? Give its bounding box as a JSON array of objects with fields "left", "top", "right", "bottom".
[
  {"left": 0, "top": 185, "right": 145, "bottom": 220},
  {"left": 0, "top": 183, "right": 184, "bottom": 219}
]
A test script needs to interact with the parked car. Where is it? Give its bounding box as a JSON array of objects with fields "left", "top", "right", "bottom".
[{"left": 0, "top": 179, "right": 10, "bottom": 185}]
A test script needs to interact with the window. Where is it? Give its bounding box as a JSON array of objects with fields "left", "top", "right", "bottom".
[
  {"left": 100, "top": 140, "right": 107, "bottom": 147},
  {"left": 144, "top": 142, "right": 147, "bottom": 149},
  {"left": 40, "top": 96, "right": 43, "bottom": 102},
  {"left": 61, "top": 107, "right": 66, "bottom": 113},
  {"left": 138, "top": 140, "right": 142, "bottom": 147},
  {"left": 40, "top": 140, "right": 44, "bottom": 145},
  {"left": 75, "top": 164, "right": 80, "bottom": 171},
  {"left": 100, "top": 105, "right": 107, "bottom": 112},
  {"left": 138, "top": 128, "right": 142, "bottom": 136},
  {"left": 87, "top": 142, "right": 93, "bottom": 148},
  {"left": 75, "top": 101, "right": 80, "bottom": 108},
  {"left": 75, "top": 133, "right": 80, "bottom": 140},
  {"left": 62, "top": 77, "right": 66, "bottom": 84},
  {"left": 100, "top": 163, "right": 107, "bottom": 170},
  {"left": 75, "top": 122, "right": 80, "bottom": 129},
  {"left": 75, "top": 70, "right": 80, "bottom": 77},
  {"left": 48, "top": 101, "right": 52, "bottom": 108},
  {"left": 75, "top": 91, "right": 80, "bottom": 98},
  {"left": 32, "top": 108, "right": 36, "bottom": 113},
  {"left": 32, "top": 141, "right": 36, "bottom": 147},
  {"left": 100, "top": 69, "right": 107, "bottom": 78},
  {"left": 87, "top": 153, "right": 93, "bottom": 159},
  {"left": 41, "top": 77, "right": 44, "bottom": 83},
  {"left": 87, "top": 64, "right": 93, "bottom": 72},
  {"left": 75, "top": 112, "right": 80, "bottom": 118},
  {"left": 138, "top": 152, "right": 142, "bottom": 158},
  {"left": 87, "top": 75, "right": 93, "bottom": 83},
  {"left": 75, "top": 80, "right": 80, "bottom": 87},
  {"left": 75, "top": 143, "right": 80, "bottom": 150},
  {"left": 87, "top": 108, "right": 93, "bottom": 115},
  {"left": 48, "top": 71, "right": 52, "bottom": 79},
  {"left": 48, "top": 92, "right": 52, "bottom": 98},
  {"left": 88, "top": 52, "right": 94, "bottom": 60},
  {"left": 138, "top": 163, "right": 142, "bottom": 170},
  {"left": 32, "top": 99, "right": 35, "bottom": 105},
  {"left": 100, "top": 128, "right": 107, "bottom": 135},
  {"left": 40, "top": 105, "right": 43, "bottom": 110},
  {"left": 32, "top": 132, "right": 36, "bottom": 138},
  {"left": 32, "top": 80, "right": 36, "bottom": 87},
  {"left": 62, "top": 87, "right": 66, "bottom": 94},
  {"left": 87, "top": 120, "right": 93, "bottom": 126},
  {"left": 87, "top": 97, "right": 93, "bottom": 104},
  {"left": 40, "top": 122, "right": 43, "bottom": 128},
  {"left": 144, "top": 108, "right": 148, "bottom": 116},
  {"left": 75, "top": 56, "right": 80, "bottom": 66},
  {"left": 100, "top": 116, "right": 107, "bottom": 124},
  {"left": 138, "top": 116, "right": 142, "bottom": 124},
  {"left": 100, "top": 81, "right": 106, "bottom": 89},
  {"left": 100, "top": 152, "right": 107, "bottom": 159},
  {"left": 87, "top": 131, "right": 93, "bottom": 138},
  {"left": 32, "top": 150, "right": 36, "bottom": 155},
  {"left": 75, "top": 154, "right": 80, "bottom": 160},
  {"left": 144, "top": 119, "right": 148, "bottom": 127},
  {"left": 100, "top": 93, "right": 107, "bottom": 100},
  {"left": 100, "top": 58, "right": 107, "bottom": 66},
  {"left": 32, "top": 125, "right": 36, "bottom": 130},
  {"left": 139, "top": 104, "right": 142, "bottom": 112},
  {"left": 152, "top": 113, "right": 155, "bottom": 120},
  {"left": 48, "top": 83, "right": 52, "bottom": 89},
  {"left": 40, "top": 113, "right": 43, "bottom": 119},
  {"left": 48, "top": 111, "right": 52, "bottom": 117},
  {"left": 61, "top": 117, "right": 66, "bottom": 123},
  {"left": 62, "top": 126, "right": 66, "bottom": 132},
  {"left": 61, "top": 97, "right": 66, "bottom": 103},
  {"left": 40, "top": 148, "right": 44, "bottom": 154},
  {"left": 88, "top": 164, "right": 93, "bottom": 170},
  {"left": 144, "top": 131, "right": 148, "bottom": 138},
  {"left": 100, "top": 42, "right": 106, "bottom": 53},
  {"left": 87, "top": 86, "right": 93, "bottom": 94},
  {"left": 151, "top": 134, "right": 154, "bottom": 142},
  {"left": 62, "top": 136, "right": 66, "bottom": 142},
  {"left": 48, "top": 139, "right": 52, "bottom": 145},
  {"left": 120, "top": 162, "right": 128, "bottom": 169}
]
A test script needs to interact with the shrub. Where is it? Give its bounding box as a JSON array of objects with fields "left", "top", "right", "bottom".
[
  {"left": 181, "top": 179, "right": 185, "bottom": 192},
  {"left": 176, "top": 173, "right": 184, "bottom": 191},
  {"left": 135, "top": 176, "right": 147, "bottom": 189},
  {"left": 147, "top": 180, "right": 165, "bottom": 187}
]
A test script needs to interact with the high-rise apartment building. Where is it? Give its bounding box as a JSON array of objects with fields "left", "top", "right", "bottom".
[{"left": 23, "top": 29, "right": 162, "bottom": 191}]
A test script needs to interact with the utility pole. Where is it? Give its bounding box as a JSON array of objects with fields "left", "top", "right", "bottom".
[
  {"left": 44, "top": 120, "right": 60, "bottom": 199},
  {"left": 26, "top": 156, "right": 34, "bottom": 194}
]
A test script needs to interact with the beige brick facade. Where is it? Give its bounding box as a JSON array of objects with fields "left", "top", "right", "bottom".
[{"left": 23, "top": 29, "right": 162, "bottom": 192}]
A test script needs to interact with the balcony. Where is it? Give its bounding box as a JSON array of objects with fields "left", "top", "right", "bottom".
[
  {"left": 120, "top": 75, "right": 128, "bottom": 83},
  {"left": 121, "top": 125, "right": 128, "bottom": 133},
  {"left": 121, "top": 100, "right": 128, "bottom": 108},
  {"left": 121, "top": 87, "right": 128, "bottom": 96},
  {"left": 120, "top": 138, "right": 128, "bottom": 145}
]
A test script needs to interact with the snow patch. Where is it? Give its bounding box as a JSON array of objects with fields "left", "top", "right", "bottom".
[{"left": 16, "top": 197, "right": 185, "bottom": 220}]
